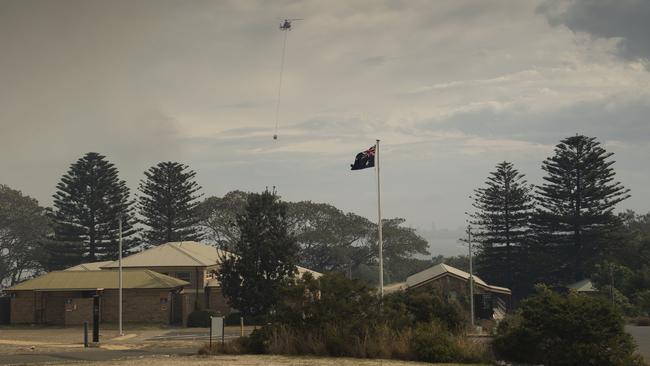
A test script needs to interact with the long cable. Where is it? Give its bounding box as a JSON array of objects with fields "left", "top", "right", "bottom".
[{"left": 274, "top": 29, "right": 289, "bottom": 139}]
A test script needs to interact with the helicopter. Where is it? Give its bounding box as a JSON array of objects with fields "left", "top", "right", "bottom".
[
  {"left": 273, "top": 18, "right": 302, "bottom": 140},
  {"left": 279, "top": 18, "right": 302, "bottom": 31}
]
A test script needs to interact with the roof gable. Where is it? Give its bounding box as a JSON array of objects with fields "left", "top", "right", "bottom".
[{"left": 405, "top": 263, "right": 510, "bottom": 295}]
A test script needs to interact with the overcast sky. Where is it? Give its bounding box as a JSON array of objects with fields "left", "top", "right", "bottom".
[{"left": 1, "top": 0, "right": 649, "bottom": 255}]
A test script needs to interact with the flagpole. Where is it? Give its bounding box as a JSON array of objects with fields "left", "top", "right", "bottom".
[
  {"left": 118, "top": 214, "right": 123, "bottom": 336},
  {"left": 376, "top": 139, "right": 384, "bottom": 298}
]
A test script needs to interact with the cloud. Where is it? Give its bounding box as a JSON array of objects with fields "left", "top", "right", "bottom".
[
  {"left": 419, "top": 92, "right": 650, "bottom": 146},
  {"left": 1, "top": 0, "right": 650, "bottom": 233},
  {"left": 537, "top": 0, "right": 650, "bottom": 65}
]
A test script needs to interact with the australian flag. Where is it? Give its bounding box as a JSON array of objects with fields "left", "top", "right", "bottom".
[{"left": 350, "top": 145, "right": 376, "bottom": 170}]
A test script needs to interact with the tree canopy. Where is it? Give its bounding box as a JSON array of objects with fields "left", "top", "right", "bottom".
[
  {"left": 0, "top": 185, "right": 50, "bottom": 287},
  {"left": 534, "top": 135, "right": 630, "bottom": 283},
  {"left": 46, "top": 152, "right": 137, "bottom": 269},
  {"left": 217, "top": 190, "right": 299, "bottom": 317},
  {"left": 138, "top": 161, "right": 203, "bottom": 245},
  {"left": 198, "top": 190, "right": 430, "bottom": 284},
  {"left": 469, "top": 161, "right": 534, "bottom": 292}
]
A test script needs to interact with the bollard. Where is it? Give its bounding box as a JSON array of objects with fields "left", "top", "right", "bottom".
[
  {"left": 92, "top": 295, "right": 100, "bottom": 343},
  {"left": 83, "top": 321, "right": 88, "bottom": 347},
  {"left": 240, "top": 317, "right": 244, "bottom": 337}
]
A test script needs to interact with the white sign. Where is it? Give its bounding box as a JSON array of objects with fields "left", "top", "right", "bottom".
[{"left": 211, "top": 316, "right": 224, "bottom": 339}]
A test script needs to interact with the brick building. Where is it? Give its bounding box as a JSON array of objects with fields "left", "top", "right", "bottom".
[
  {"left": 99, "top": 241, "right": 227, "bottom": 313},
  {"left": 4, "top": 241, "right": 322, "bottom": 326},
  {"left": 99, "top": 241, "right": 322, "bottom": 316},
  {"left": 6, "top": 270, "right": 187, "bottom": 325},
  {"left": 384, "top": 263, "right": 511, "bottom": 320}
]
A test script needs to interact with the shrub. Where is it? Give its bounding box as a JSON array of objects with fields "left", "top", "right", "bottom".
[
  {"left": 199, "top": 273, "right": 493, "bottom": 363},
  {"left": 247, "top": 320, "right": 492, "bottom": 362},
  {"left": 411, "top": 322, "right": 459, "bottom": 363},
  {"left": 384, "top": 287, "right": 467, "bottom": 332},
  {"left": 186, "top": 309, "right": 218, "bottom": 327},
  {"left": 493, "top": 285, "right": 643, "bottom": 366},
  {"left": 241, "top": 328, "right": 268, "bottom": 354},
  {"left": 198, "top": 339, "right": 244, "bottom": 355}
]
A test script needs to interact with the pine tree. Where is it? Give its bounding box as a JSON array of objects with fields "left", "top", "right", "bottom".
[
  {"left": 138, "top": 162, "right": 203, "bottom": 245},
  {"left": 217, "top": 190, "right": 299, "bottom": 317},
  {"left": 534, "top": 135, "right": 630, "bottom": 283},
  {"left": 47, "top": 152, "right": 137, "bottom": 270},
  {"left": 469, "top": 161, "right": 533, "bottom": 292}
]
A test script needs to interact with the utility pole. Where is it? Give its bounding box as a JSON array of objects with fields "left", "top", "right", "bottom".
[
  {"left": 118, "top": 214, "right": 123, "bottom": 336},
  {"left": 467, "top": 225, "right": 475, "bottom": 329}
]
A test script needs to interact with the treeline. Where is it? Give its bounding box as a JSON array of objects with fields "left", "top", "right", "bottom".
[
  {"left": 0, "top": 152, "right": 430, "bottom": 287},
  {"left": 198, "top": 191, "right": 431, "bottom": 284},
  {"left": 469, "top": 135, "right": 650, "bottom": 314}
]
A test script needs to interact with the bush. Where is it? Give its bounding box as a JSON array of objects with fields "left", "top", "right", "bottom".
[
  {"left": 186, "top": 309, "right": 218, "bottom": 327},
  {"left": 224, "top": 312, "right": 241, "bottom": 326},
  {"left": 198, "top": 273, "right": 492, "bottom": 363},
  {"left": 383, "top": 287, "right": 467, "bottom": 332},
  {"left": 493, "top": 285, "right": 643, "bottom": 366},
  {"left": 411, "top": 322, "right": 459, "bottom": 363},
  {"left": 253, "top": 321, "right": 491, "bottom": 363},
  {"left": 198, "top": 328, "right": 268, "bottom": 355},
  {"left": 241, "top": 328, "right": 268, "bottom": 354},
  {"left": 198, "top": 339, "right": 244, "bottom": 355}
]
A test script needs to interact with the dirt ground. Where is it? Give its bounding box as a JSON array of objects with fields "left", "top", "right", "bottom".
[
  {"left": 43, "top": 355, "right": 480, "bottom": 366},
  {"left": 0, "top": 325, "right": 249, "bottom": 355}
]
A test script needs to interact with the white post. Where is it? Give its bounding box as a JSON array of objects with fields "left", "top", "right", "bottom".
[
  {"left": 118, "top": 215, "right": 123, "bottom": 336},
  {"left": 376, "top": 139, "right": 384, "bottom": 298},
  {"left": 468, "top": 225, "right": 474, "bottom": 328}
]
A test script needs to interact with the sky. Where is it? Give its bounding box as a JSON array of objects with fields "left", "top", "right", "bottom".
[{"left": 1, "top": 0, "right": 649, "bottom": 256}]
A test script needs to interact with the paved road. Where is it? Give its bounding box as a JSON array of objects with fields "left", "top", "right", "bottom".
[
  {"left": 627, "top": 325, "right": 650, "bottom": 360},
  {"left": 147, "top": 331, "right": 241, "bottom": 341},
  {"left": 0, "top": 347, "right": 196, "bottom": 365}
]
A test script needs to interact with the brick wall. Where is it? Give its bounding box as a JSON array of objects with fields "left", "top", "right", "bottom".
[
  {"left": 102, "top": 289, "right": 171, "bottom": 324},
  {"left": 10, "top": 292, "right": 34, "bottom": 324},
  {"left": 139, "top": 267, "right": 207, "bottom": 310},
  {"left": 42, "top": 292, "right": 78, "bottom": 325},
  {"left": 64, "top": 298, "right": 94, "bottom": 326},
  {"left": 10, "top": 289, "right": 179, "bottom": 325}
]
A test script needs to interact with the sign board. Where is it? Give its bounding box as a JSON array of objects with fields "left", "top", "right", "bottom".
[
  {"left": 211, "top": 316, "right": 224, "bottom": 337},
  {"left": 210, "top": 316, "right": 224, "bottom": 346}
]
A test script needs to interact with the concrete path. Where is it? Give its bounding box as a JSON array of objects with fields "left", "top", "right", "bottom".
[{"left": 0, "top": 347, "right": 196, "bottom": 365}]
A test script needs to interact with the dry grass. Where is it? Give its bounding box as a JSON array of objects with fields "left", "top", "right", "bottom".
[
  {"left": 48, "top": 354, "right": 487, "bottom": 366},
  {"left": 199, "top": 323, "right": 492, "bottom": 364}
]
